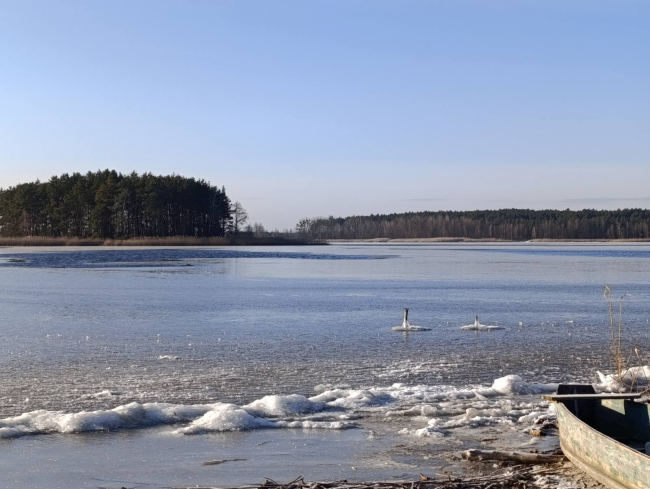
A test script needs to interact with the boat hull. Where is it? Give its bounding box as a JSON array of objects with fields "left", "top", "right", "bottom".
[{"left": 557, "top": 402, "right": 650, "bottom": 489}]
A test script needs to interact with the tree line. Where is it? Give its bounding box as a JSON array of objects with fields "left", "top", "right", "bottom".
[
  {"left": 0, "top": 170, "right": 239, "bottom": 239},
  {"left": 295, "top": 209, "right": 650, "bottom": 240}
]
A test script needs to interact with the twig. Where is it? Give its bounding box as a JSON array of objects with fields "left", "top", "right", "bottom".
[{"left": 203, "top": 458, "right": 247, "bottom": 466}]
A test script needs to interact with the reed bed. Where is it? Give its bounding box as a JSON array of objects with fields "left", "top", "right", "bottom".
[{"left": 0, "top": 236, "right": 318, "bottom": 247}]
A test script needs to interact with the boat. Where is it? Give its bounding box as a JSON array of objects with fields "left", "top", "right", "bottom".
[{"left": 543, "top": 385, "right": 650, "bottom": 489}]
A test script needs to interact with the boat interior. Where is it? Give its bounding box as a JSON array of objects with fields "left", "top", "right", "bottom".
[{"left": 553, "top": 385, "right": 650, "bottom": 454}]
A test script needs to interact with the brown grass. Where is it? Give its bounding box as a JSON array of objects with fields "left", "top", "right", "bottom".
[{"left": 0, "top": 236, "right": 318, "bottom": 247}]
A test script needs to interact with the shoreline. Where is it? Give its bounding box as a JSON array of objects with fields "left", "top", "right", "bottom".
[
  {"left": 3, "top": 236, "right": 650, "bottom": 247},
  {"left": 0, "top": 236, "right": 318, "bottom": 247}
]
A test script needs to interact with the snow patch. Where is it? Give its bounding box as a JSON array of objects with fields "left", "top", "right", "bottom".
[
  {"left": 244, "top": 394, "right": 323, "bottom": 417},
  {"left": 398, "top": 426, "right": 446, "bottom": 438},
  {"left": 174, "top": 404, "right": 273, "bottom": 434},
  {"left": 1, "top": 374, "right": 557, "bottom": 440},
  {"left": 310, "top": 388, "right": 395, "bottom": 409},
  {"left": 596, "top": 365, "right": 650, "bottom": 392},
  {"left": 490, "top": 375, "right": 557, "bottom": 396},
  {"left": 175, "top": 404, "right": 354, "bottom": 435},
  {"left": 0, "top": 402, "right": 212, "bottom": 439}
]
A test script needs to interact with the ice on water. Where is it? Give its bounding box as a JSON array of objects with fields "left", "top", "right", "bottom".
[
  {"left": 596, "top": 365, "right": 650, "bottom": 392},
  {"left": 244, "top": 394, "right": 322, "bottom": 416},
  {"left": 4, "top": 244, "right": 650, "bottom": 485},
  {"left": 0, "top": 373, "right": 557, "bottom": 440}
]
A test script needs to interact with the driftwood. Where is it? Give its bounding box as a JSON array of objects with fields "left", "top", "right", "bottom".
[
  {"left": 461, "top": 449, "right": 565, "bottom": 464},
  {"left": 202, "top": 458, "right": 247, "bottom": 466}
]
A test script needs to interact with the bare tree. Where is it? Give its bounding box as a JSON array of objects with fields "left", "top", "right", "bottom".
[
  {"left": 231, "top": 201, "right": 249, "bottom": 235},
  {"left": 253, "top": 222, "right": 266, "bottom": 237}
]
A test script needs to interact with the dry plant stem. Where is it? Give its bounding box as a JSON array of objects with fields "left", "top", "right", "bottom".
[
  {"left": 603, "top": 286, "right": 644, "bottom": 392},
  {"left": 619, "top": 295, "right": 624, "bottom": 382},
  {"left": 604, "top": 286, "right": 624, "bottom": 383}
]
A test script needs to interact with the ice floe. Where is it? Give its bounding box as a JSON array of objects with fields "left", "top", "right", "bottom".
[
  {"left": 244, "top": 394, "right": 322, "bottom": 416},
  {"left": 490, "top": 375, "right": 557, "bottom": 396}
]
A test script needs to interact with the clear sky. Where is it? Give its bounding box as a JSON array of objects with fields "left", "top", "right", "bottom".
[{"left": 1, "top": 1, "right": 648, "bottom": 229}]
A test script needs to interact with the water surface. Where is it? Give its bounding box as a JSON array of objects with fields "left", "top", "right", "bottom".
[{"left": 1, "top": 244, "right": 649, "bottom": 487}]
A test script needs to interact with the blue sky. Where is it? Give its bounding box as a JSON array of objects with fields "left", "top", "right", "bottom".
[{"left": 1, "top": 1, "right": 648, "bottom": 229}]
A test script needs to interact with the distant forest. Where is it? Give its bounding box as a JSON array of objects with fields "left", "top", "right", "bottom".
[
  {"left": 0, "top": 171, "right": 234, "bottom": 238},
  {"left": 295, "top": 209, "right": 650, "bottom": 241}
]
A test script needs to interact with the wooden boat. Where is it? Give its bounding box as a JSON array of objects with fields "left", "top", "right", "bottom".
[{"left": 543, "top": 385, "right": 650, "bottom": 489}]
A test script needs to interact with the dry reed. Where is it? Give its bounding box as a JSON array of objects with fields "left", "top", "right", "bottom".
[
  {"left": 0, "top": 236, "right": 317, "bottom": 247},
  {"left": 603, "top": 285, "right": 648, "bottom": 391}
]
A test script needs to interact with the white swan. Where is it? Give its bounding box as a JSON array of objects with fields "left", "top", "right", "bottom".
[
  {"left": 460, "top": 315, "right": 503, "bottom": 331},
  {"left": 392, "top": 308, "right": 431, "bottom": 331}
]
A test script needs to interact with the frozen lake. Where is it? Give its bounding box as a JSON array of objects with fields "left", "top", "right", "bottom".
[{"left": 1, "top": 243, "right": 649, "bottom": 487}]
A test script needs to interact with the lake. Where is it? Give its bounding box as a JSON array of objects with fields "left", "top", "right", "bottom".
[{"left": 1, "top": 243, "right": 649, "bottom": 487}]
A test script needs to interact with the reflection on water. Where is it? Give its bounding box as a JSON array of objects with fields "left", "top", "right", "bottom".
[{"left": 0, "top": 247, "right": 391, "bottom": 269}]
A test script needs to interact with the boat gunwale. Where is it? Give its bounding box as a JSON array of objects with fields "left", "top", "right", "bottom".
[{"left": 542, "top": 393, "right": 642, "bottom": 401}]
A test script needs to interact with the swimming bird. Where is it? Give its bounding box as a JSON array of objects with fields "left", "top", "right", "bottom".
[
  {"left": 460, "top": 315, "right": 504, "bottom": 331},
  {"left": 391, "top": 308, "right": 431, "bottom": 331}
]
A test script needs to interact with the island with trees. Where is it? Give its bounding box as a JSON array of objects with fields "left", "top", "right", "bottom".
[{"left": 0, "top": 170, "right": 301, "bottom": 245}]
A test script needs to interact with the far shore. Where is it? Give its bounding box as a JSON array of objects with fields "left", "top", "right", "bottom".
[
  {"left": 2, "top": 236, "right": 650, "bottom": 248},
  {"left": 326, "top": 237, "right": 650, "bottom": 243}
]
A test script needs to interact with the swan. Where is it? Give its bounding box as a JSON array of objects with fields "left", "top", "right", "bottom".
[
  {"left": 460, "top": 315, "right": 503, "bottom": 331},
  {"left": 391, "top": 308, "right": 431, "bottom": 331}
]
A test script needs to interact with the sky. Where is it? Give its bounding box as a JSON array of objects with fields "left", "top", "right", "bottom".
[{"left": 0, "top": 1, "right": 648, "bottom": 229}]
